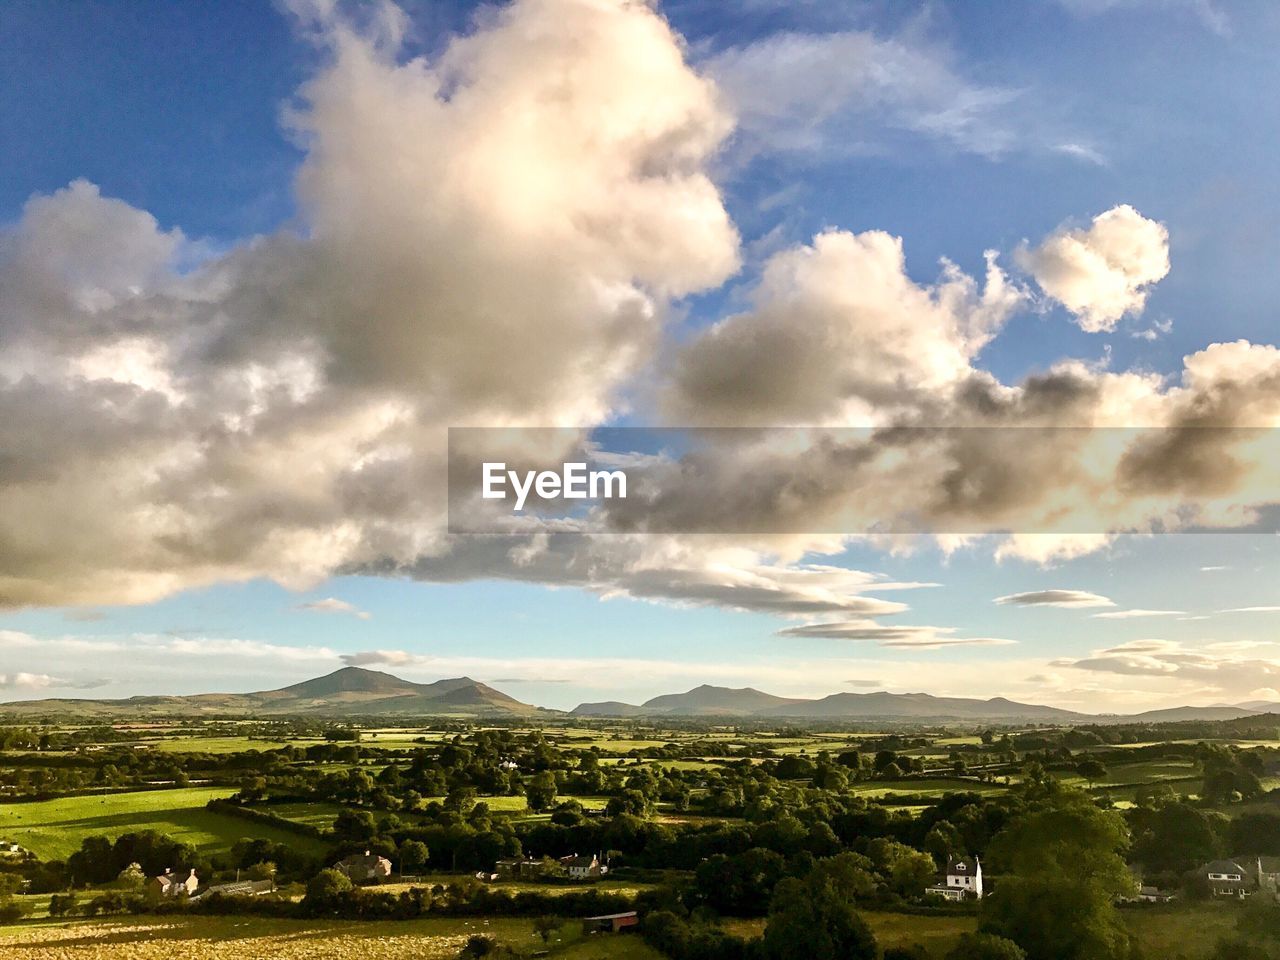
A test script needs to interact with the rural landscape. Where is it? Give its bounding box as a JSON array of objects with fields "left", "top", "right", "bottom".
[
  {"left": 0, "top": 667, "right": 1278, "bottom": 959},
  {"left": 7, "top": 0, "right": 1280, "bottom": 958}
]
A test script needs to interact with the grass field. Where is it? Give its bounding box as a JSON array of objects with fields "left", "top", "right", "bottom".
[
  {"left": 0, "top": 787, "right": 327, "bottom": 860},
  {"left": 0, "top": 900, "right": 1246, "bottom": 959},
  {"left": 723, "top": 903, "right": 1241, "bottom": 959},
  {"left": 847, "top": 778, "right": 1007, "bottom": 801},
  {"left": 0, "top": 916, "right": 665, "bottom": 959},
  {"left": 144, "top": 737, "right": 292, "bottom": 754}
]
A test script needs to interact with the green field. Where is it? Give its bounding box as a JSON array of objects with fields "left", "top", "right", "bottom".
[
  {"left": 723, "top": 903, "right": 1241, "bottom": 959},
  {"left": 144, "top": 736, "right": 292, "bottom": 754},
  {"left": 0, "top": 787, "right": 327, "bottom": 860},
  {"left": 0, "top": 915, "right": 666, "bottom": 959}
]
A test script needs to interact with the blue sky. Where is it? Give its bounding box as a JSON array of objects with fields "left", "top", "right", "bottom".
[{"left": 2, "top": 0, "right": 1279, "bottom": 711}]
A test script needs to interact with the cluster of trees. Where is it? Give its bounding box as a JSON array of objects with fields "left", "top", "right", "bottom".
[{"left": 641, "top": 775, "right": 1136, "bottom": 960}]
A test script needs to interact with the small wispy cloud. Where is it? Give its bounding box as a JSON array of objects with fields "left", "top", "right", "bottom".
[
  {"left": 0, "top": 673, "right": 109, "bottom": 690},
  {"left": 340, "top": 649, "right": 430, "bottom": 668},
  {"left": 296, "top": 597, "right": 372, "bottom": 620},
  {"left": 489, "top": 676, "right": 572, "bottom": 685},
  {"left": 1220, "top": 606, "right": 1280, "bottom": 613},
  {"left": 1092, "top": 608, "right": 1186, "bottom": 619},
  {"left": 994, "top": 589, "right": 1115, "bottom": 608},
  {"left": 780, "top": 619, "right": 1015, "bottom": 650},
  {"left": 1053, "top": 141, "right": 1107, "bottom": 166}
]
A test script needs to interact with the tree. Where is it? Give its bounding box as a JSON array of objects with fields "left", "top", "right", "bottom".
[
  {"left": 1129, "top": 801, "right": 1222, "bottom": 872},
  {"left": 889, "top": 849, "right": 939, "bottom": 898},
  {"left": 1075, "top": 760, "right": 1107, "bottom": 787},
  {"left": 245, "top": 861, "right": 277, "bottom": 882},
  {"left": 947, "top": 933, "right": 1028, "bottom": 960},
  {"left": 333, "top": 809, "right": 378, "bottom": 841},
  {"left": 525, "top": 771, "right": 557, "bottom": 813},
  {"left": 0, "top": 874, "right": 26, "bottom": 923},
  {"left": 762, "top": 874, "right": 879, "bottom": 960},
  {"left": 399, "top": 839, "right": 431, "bottom": 874},
  {"left": 533, "top": 915, "right": 565, "bottom": 944},
  {"left": 48, "top": 893, "right": 79, "bottom": 918},
  {"left": 981, "top": 796, "right": 1135, "bottom": 960},
  {"left": 114, "top": 862, "right": 146, "bottom": 891},
  {"left": 305, "top": 868, "right": 353, "bottom": 903}
]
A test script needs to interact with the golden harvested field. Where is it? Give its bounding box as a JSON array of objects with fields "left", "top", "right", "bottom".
[{"left": 0, "top": 916, "right": 666, "bottom": 959}]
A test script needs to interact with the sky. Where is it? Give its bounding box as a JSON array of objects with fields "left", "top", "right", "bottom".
[{"left": 2, "top": 0, "right": 1280, "bottom": 713}]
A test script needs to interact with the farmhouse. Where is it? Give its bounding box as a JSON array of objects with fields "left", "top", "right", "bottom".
[
  {"left": 333, "top": 850, "right": 392, "bottom": 883},
  {"left": 148, "top": 867, "right": 198, "bottom": 901},
  {"left": 1202, "top": 859, "right": 1252, "bottom": 899},
  {"left": 927, "top": 856, "right": 984, "bottom": 901},
  {"left": 561, "top": 853, "right": 604, "bottom": 879},
  {"left": 495, "top": 858, "right": 544, "bottom": 879}
]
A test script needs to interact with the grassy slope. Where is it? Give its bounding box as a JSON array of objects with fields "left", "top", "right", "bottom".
[
  {"left": 0, "top": 916, "right": 665, "bottom": 959},
  {"left": 0, "top": 787, "right": 327, "bottom": 860},
  {"left": 725, "top": 904, "right": 1242, "bottom": 960}
]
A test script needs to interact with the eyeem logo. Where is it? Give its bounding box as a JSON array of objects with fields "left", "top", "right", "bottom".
[{"left": 482, "top": 462, "right": 627, "bottom": 512}]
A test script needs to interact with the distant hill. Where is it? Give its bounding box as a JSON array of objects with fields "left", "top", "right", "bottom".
[
  {"left": 642, "top": 685, "right": 808, "bottom": 716},
  {"left": 571, "top": 686, "right": 1086, "bottom": 722},
  {"left": 572, "top": 700, "right": 647, "bottom": 717},
  {"left": 1233, "top": 699, "right": 1280, "bottom": 712},
  {"left": 756, "top": 691, "right": 1086, "bottom": 721},
  {"left": 0, "top": 667, "right": 543, "bottom": 718},
  {"left": 1122, "top": 704, "right": 1280, "bottom": 723}
]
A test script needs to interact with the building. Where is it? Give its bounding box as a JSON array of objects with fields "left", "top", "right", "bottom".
[
  {"left": 927, "top": 856, "right": 984, "bottom": 901},
  {"left": 583, "top": 911, "right": 639, "bottom": 933},
  {"left": 1251, "top": 856, "right": 1280, "bottom": 897},
  {"left": 494, "top": 858, "right": 544, "bottom": 879},
  {"left": 562, "top": 853, "right": 603, "bottom": 879},
  {"left": 333, "top": 850, "right": 392, "bottom": 883},
  {"left": 148, "top": 868, "right": 198, "bottom": 901},
  {"left": 194, "top": 878, "right": 275, "bottom": 900},
  {"left": 1203, "top": 860, "right": 1252, "bottom": 899},
  {"left": 1137, "top": 885, "right": 1176, "bottom": 903}
]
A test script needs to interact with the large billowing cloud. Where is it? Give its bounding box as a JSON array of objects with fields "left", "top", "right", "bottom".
[
  {"left": 667, "top": 231, "right": 1023, "bottom": 425},
  {"left": 1016, "top": 204, "right": 1170, "bottom": 332},
  {"left": 0, "top": 0, "right": 743, "bottom": 608}
]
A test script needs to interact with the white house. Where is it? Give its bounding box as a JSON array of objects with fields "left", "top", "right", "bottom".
[
  {"left": 927, "top": 856, "right": 983, "bottom": 901},
  {"left": 148, "top": 867, "right": 198, "bottom": 901},
  {"left": 563, "top": 853, "right": 604, "bottom": 880}
]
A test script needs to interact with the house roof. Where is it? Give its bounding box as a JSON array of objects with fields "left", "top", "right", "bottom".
[
  {"left": 1204, "top": 860, "right": 1247, "bottom": 875},
  {"left": 338, "top": 852, "right": 390, "bottom": 865},
  {"left": 565, "top": 855, "right": 598, "bottom": 868},
  {"left": 154, "top": 868, "right": 195, "bottom": 885},
  {"left": 1231, "top": 855, "right": 1280, "bottom": 873},
  {"left": 947, "top": 857, "right": 978, "bottom": 874}
]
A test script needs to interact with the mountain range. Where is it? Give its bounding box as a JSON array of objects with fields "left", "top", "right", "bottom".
[
  {"left": 573, "top": 685, "right": 1280, "bottom": 723},
  {"left": 1, "top": 668, "right": 1277, "bottom": 723}
]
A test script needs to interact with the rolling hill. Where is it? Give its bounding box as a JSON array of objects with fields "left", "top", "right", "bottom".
[
  {"left": 640, "top": 684, "right": 808, "bottom": 716},
  {"left": 569, "top": 685, "right": 1086, "bottom": 721},
  {"left": 0, "top": 667, "right": 543, "bottom": 717}
]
